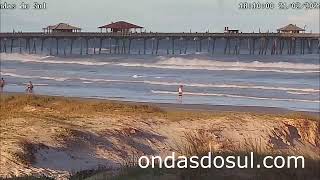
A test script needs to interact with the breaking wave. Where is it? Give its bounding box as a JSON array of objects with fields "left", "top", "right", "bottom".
[
  {"left": 1, "top": 53, "right": 319, "bottom": 74},
  {"left": 1, "top": 53, "right": 111, "bottom": 66},
  {"left": 0, "top": 72, "right": 68, "bottom": 82},
  {"left": 1, "top": 72, "right": 318, "bottom": 94},
  {"left": 115, "top": 57, "right": 319, "bottom": 74}
]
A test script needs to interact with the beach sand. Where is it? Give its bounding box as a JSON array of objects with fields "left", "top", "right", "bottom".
[{"left": 0, "top": 93, "right": 319, "bottom": 179}]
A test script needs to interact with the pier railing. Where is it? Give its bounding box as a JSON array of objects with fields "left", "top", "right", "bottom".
[{"left": 0, "top": 32, "right": 319, "bottom": 39}]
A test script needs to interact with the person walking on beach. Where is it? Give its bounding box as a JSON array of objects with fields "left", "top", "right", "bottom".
[
  {"left": 26, "top": 81, "right": 34, "bottom": 94},
  {"left": 178, "top": 85, "right": 183, "bottom": 103},
  {"left": 0, "top": 78, "right": 5, "bottom": 92}
]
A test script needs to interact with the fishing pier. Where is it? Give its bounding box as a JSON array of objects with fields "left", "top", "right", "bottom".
[{"left": 0, "top": 22, "right": 319, "bottom": 56}]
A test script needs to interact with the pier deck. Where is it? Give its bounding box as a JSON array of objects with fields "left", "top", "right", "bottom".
[
  {"left": 0, "top": 32, "right": 319, "bottom": 55},
  {"left": 0, "top": 32, "right": 319, "bottom": 39}
]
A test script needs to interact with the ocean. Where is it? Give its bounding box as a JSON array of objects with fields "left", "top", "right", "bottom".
[{"left": 1, "top": 51, "right": 319, "bottom": 112}]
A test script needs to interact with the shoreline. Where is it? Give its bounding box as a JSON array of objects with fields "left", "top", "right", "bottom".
[{"left": 2, "top": 91, "right": 319, "bottom": 117}]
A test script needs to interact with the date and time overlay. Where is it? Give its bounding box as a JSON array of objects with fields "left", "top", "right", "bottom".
[
  {"left": 0, "top": 1, "right": 319, "bottom": 10},
  {"left": 238, "top": 1, "right": 319, "bottom": 10}
]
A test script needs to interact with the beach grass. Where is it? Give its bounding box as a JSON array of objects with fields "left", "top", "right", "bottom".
[
  {"left": 0, "top": 94, "right": 319, "bottom": 180},
  {"left": 0, "top": 94, "right": 164, "bottom": 119},
  {"left": 1, "top": 94, "right": 318, "bottom": 121}
]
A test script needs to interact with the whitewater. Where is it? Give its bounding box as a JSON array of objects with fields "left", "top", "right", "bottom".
[{"left": 1, "top": 53, "right": 319, "bottom": 112}]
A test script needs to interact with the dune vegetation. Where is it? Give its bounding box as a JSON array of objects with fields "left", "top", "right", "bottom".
[{"left": 0, "top": 94, "right": 319, "bottom": 180}]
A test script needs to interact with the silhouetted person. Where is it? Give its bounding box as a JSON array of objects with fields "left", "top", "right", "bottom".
[
  {"left": 0, "top": 78, "right": 5, "bottom": 92},
  {"left": 178, "top": 85, "right": 183, "bottom": 103},
  {"left": 26, "top": 81, "right": 34, "bottom": 94}
]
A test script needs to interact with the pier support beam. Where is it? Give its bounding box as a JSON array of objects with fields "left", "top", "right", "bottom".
[
  {"left": 10, "top": 39, "right": 14, "bottom": 53},
  {"left": 211, "top": 38, "right": 216, "bottom": 55},
  {"left": 49, "top": 38, "right": 53, "bottom": 55},
  {"left": 99, "top": 38, "right": 103, "bottom": 54},
  {"left": 274, "top": 38, "right": 279, "bottom": 55},
  {"left": 258, "top": 38, "right": 266, "bottom": 55},
  {"left": 252, "top": 39, "right": 256, "bottom": 55},
  {"left": 86, "top": 38, "right": 89, "bottom": 55},
  {"left": 151, "top": 38, "right": 155, "bottom": 55},
  {"left": 207, "top": 38, "right": 211, "bottom": 53},
  {"left": 228, "top": 39, "right": 231, "bottom": 54},
  {"left": 224, "top": 38, "right": 228, "bottom": 54},
  {"left": 63, "top": 39, "right": 67, "bottom": 56},
  {"left": 287, "top": 39, "right": 291, "bottom": 55},
  {"left": 307, "top": 39, "right": 312, "bottom": 54},
  {"left": 26, "top": 38, "right": 30, "bottom": 53},
  {"left": 41, "top": 38, "right": 44, "bottom": 53},
  {"left": 279, "top": 39, "right": 284, "bottom": 54},
  {"left": 19, "top": 38, "right": 22, "bottom": 53},
  {"left": 263, "top": 38, "right": 267, "bottom": 55},
  {"left": 56, "top": 38, "right": 59, "bottom": 55},
  {"left": 271, "top": 38, "right": 278, "bottom": 55},
  {"left": 237, "top": 38, "right": 241, "bottom": 55},
  {"left": 155, "top": 39, "right": 159, "bottom": 55},
  {"left": 179, "top": 39, "right": 183, "bottom": 54},
  {"left": 93, "top": 38, "right": 96, "bottom": 54},
  {"left": 233, "top": 39, "right": 238, "bottom": 55},
  {"left": 184, "top": 39, "right": 188, "bottom": 54},
  {"left": 4, "top": 39, "right": 7, "bottom": 53},
  {"left": 171, "top": 38, "right": 175, "bottom": 55},
  {"left": 293, "top": 38, "right": 296, "bottom": 54},
  {"left": 299, "top": 39, "right": 302, "bottom": 54},
  {"left": 143, "top": 38, "right": 147, "bottom": 55},
  {"left": 70, "top": 38, "right": 74, "bottom": 55},
  {"left": 114, "top": 39, "right": 119, "bottom": 54},
  {"left": 302, "top": 39, "right": 305, "bottom": 54},
  {"left": 121, "top": 39, "right": 126, "bottom": 54},
  {"left": 80, "top": 38, "right": 83, "bottom": 55},
  {"left": 32, "top": 39, "right": 36, "bottom": 54},
  {"left": 224, "top": 38, "right": 232, "bottom": 55},
  {"left": 128, "top": 39, "right": 132, "bottom": 54},
  {"left": 109, "top": 38, "right": 112, "bottom": 54}
]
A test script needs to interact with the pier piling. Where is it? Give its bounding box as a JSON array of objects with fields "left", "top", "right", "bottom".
[
  {"left": 172, "top": 38, "right": 175, "bottom": 55},
  {"left": 0, "top": 32, "right": 318, "bottom": 56},
  {"left": 155, "top": 39, "right": 159, "bottom": 55},
  {"left": 211, "top": 38, "right": 216, "bottom": 55},
  {"left": 19, "top": 38, "right": 22, "bottom": 53},
  {"left": 10, "top": 39, "right": 14, "bottom": 53},
  {"left": 70, "top": 38, "right": 74, "bottom": 54},
  {"left": 99, "top": 38, "right": 102, "bottom": 54},
  {"left": 128, "top": 39, "right": 132, "bottom": 54},
  {"left": 56, "top": 38, "right": 59, "bottom": 55}
]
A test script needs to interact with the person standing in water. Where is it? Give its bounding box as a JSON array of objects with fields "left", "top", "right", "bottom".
[
  {"left": 178, "top": 85, "right": 183, "bottom": 103},
  {"left": 26, "top": 81, "right": 34, "bottom": 94},
  {"left": 0, "top": 78, "right": 5, "bottom": 92}
]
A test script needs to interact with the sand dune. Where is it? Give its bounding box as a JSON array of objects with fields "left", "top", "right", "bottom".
[{"left": 0, "top": 94, "right": 319, "bottom": 179}]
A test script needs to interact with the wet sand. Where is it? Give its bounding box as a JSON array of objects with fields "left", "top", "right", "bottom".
[{"left": 3, "top": 91, "right": 319, "bottom": 116}]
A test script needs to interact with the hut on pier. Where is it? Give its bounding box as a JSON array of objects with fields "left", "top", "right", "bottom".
[
  {"left": 98, "top": 21, "right": 143, "bottom": 33},
  {"left": 43, "top": 23, "right": 81, "bottom": 33},
  {"left": 277, "top": 24, "right": 305, "bottom": 34},
  {"left": 224, "top": 27, "right": 239, "bottom": 34}
]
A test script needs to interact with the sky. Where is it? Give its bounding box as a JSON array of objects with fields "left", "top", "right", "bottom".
[{"left": 1, "top": 0, "right": 319, "bottom": 32}]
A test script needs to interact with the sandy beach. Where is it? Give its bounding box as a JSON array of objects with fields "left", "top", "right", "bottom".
[{"left": 0, "top": 93, "right": 319, "bottom": 179}]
